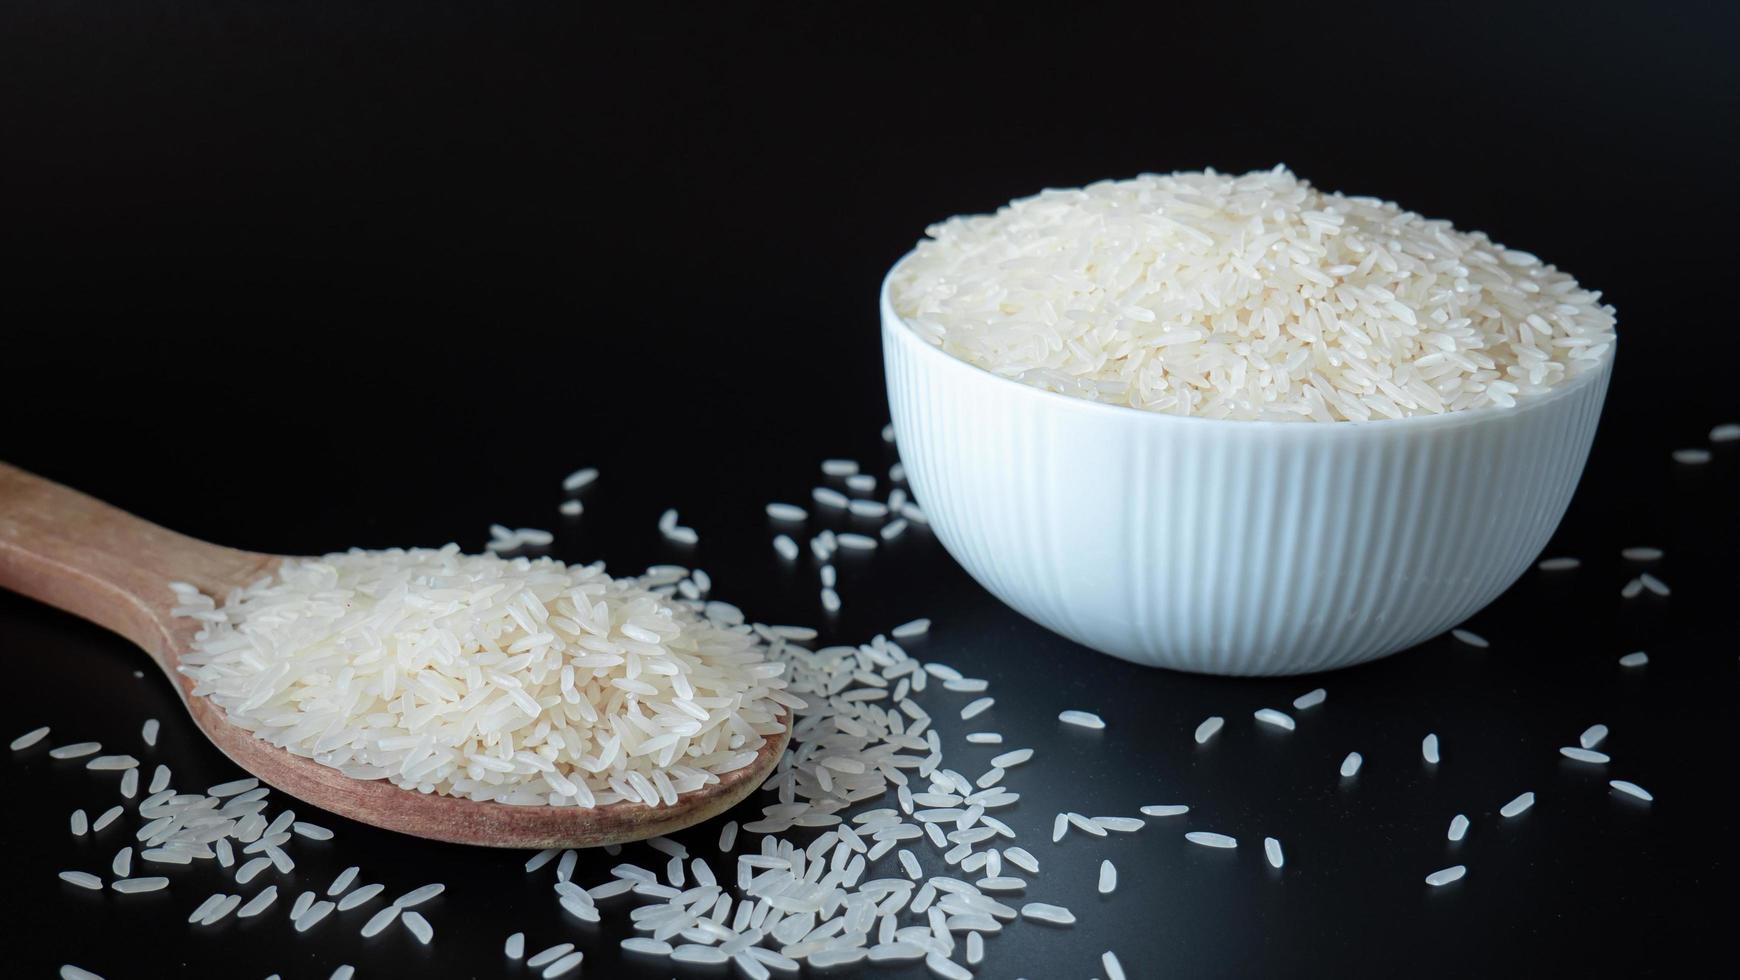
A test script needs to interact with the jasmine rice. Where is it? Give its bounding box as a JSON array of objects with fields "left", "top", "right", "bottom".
[
  {"left": 891, "top": 167, "right": 1615, "bottom": 421},
  {"left": 173, "top": 546, "right": 799, "bottom": 808}
]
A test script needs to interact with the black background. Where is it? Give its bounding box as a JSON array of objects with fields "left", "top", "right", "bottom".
[{"left": 2, "top": 1, "right": 1736, "bottom": 976}]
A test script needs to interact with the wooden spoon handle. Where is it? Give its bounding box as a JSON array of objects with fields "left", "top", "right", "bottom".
[{"left": 0, "top": 461, "right": 274, "bottom": 666}]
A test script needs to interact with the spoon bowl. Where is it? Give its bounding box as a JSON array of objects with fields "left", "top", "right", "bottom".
[{"left": 0, "top": 462, "right": 789, "bottom": 848}]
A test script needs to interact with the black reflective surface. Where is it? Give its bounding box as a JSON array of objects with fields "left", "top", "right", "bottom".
[{"left": 2, "top": 2, "right": 1735, "bottom": 976}]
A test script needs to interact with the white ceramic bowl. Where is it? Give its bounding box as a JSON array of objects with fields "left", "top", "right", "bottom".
[{"left": 881, "top": 255, "right": 1614, "bottom": 675}]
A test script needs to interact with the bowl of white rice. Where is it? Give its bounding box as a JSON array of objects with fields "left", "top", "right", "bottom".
[{"left": 883, "top": 167, "right": 1615, "bottom": 675}]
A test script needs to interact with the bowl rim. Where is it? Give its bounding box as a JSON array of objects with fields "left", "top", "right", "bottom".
[{"left": 880, "top": 250, "right": 1616, "bottom": 433}]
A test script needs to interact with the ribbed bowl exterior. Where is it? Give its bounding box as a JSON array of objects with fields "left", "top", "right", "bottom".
[{"left": 881, "top": 258, "right": 1613, "bottom": 675}]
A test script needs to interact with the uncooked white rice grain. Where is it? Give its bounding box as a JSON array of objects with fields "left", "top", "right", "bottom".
[
  {"left": 1620, "top": 547, "right": 1662, "bottom": 561},
  {"left": 1422, "top": 733, "right": 1441, "bottom": 764},
  {"left": 880, "top": 519, "right": 910, "bottom": 540},
  {"left": 293, "top": 822, "right": 334, "bottom": 841},
  {"left": 1426, "top": 865, "right": 1467, "bottom": 887},
  {"left": 330, "top": 967, "right": 355, "bottom": 980},
  {"left": 882, "top": 423, "right": 896, "bottom": 442},
  {"left": 328, "top": 866, "right": 360, "bottom": 896},
  {"left": 399, "top": 910, "right": 432, "bottom": 944},
  {"left": 718, "top": 820, "right": 738, "bottom": 852},
  {"left": 960, "top": 698, "right": 994, "bottom": 720},
  {"left": 1020, "top": 902, "right": 1075, "bottom": 925},
  {"left": 821, "top": 459, "right": 859, "bottom": 477},
  {"left": 1621, "top": 578, "right": 1645, "bottom": 599},
  {"left": 561, "top": 467, "right": 598, "bottom": 492},
  {"left": 542, "top": 951, "right": 584, "bottom": 978},
  {"left": 49, "top": 742, "right": 101, "bottom": 760},
  {"left": 148, "top": 765, "right": 170, "bottom": 794},
  {"left": 1609, "top": 780, "right": 1653, "bottom": 801},
  {"left": 238, "top": 886, "right": 279, "bottom": 918},
  {"left": 1103, "top": 951, "right": 1127, "bottom": 980},
  {"left": 1500, "top": 792, "right": 1536, "bottom": 818},
  {"left": 1448, "top": 814, "right": 1469, "bottom": 841},
  {"left": 892, "top": 618, "right": 931, "bottom": 639},
  {"left": 59, "top": 871, "right": 103, "bottom": 890},
  {"left": 1711, "top": 422, "right": 1740, "bottom": 442},
  {"left": 1618, "top": 652, "right": 1649, "bottom": 668},
  {"left": 965, "top": 732, "right": 1001, "bottom": 744},
  {"left": 1186, "top": 831, "right": 1237, "bottom": 849},
  {"left": 70, "top": 810, "right": 88, "bottom": 836},
  {"left": 395, "top": 883, "right": 445, "bottom": 908},
  {"left": 208, "top": 777, "right": 258, "bottom": 797},
  {"left": 505, "top": 932, "right": 525, "bottom": 958},
  {"left": 1292, "top": 688, "right": 1327, "bottom": 710},
  {"left": 1340, "top": 752, "right": 1363, "bottom": 778},
  {"left": 528, "top": 943, "right": 576, "bottom": 968},
  {"left": 1098, "top": 859, "right": 1117, "bottom": 893},
  {"left": 360, "top": 905, "right": 399, "bottom": 937},
  {"left": 60, "top": 967, "right": 104, "bottom": 980},
  {"left": 202, "top": 894, "right": 243, "bottom": 925},
  {"left": 821, "top": 587, "right": 842, "bottom": 613},
  {"left": 925, "top": 952, "right": 972, "bottom": 979},
  {"left": 1579, "top": 724, "right": 1609, "bottom": 749},
  {"left": 766, "top": 503, "right": 807, "bottom": 521},
  {"left": 1451, "top": 628, "right": 1489, "bottom": 648},
  {"left": 10, "top": 726, "right": 50, "bottom": 750},
  {"left": 773, "top": 534, "right": 799, "bottom": 560},
  {"left": 1264, "top": 837, "right": 1284, "bottom": 869},
  {"left": 1140, "top": 805, "right": 1189, "bottom": 817},
  {"left": 111, "top": 876, "right": 169, "bottom": 893},
  {"left": 846, "top": 474, "right": 877, "bottom": 493},
  {"left": 837, "top": 533, "right": 878, "bottom": 550},
  {"left": 1058, "top": 710, "right": 1104, "bottom": 730},
  {"left": 558, "top": 500, "right": 582, "bottom": 516},
  {"left": 1194, "top": 716, "right": 1224, "bottom": 744},
  {"left": 92, "top": 805, "right": 123, "bottom": 832},
  {"left": 1537, "top": 557, "right": 1581, "bottom": 571},
  {"left": 820, "top": 564, "right": 836, "bottom": 587},
  {"left": 1672, "top": 448, "right": 1712, "bottom": 464},
  {"left": 86, "top": 755, "right": 139, "bottom": 771},
  {"left": 235, "top": 857, "right": 272, "bottom": 884},
  {"left": 337, "top": 883, "right": 384, "bottom": 912},
  {"left": 812, "top": 487, "right": 849, "bottom": 508},
  {"left": 141, "top": 719, "right": 159, "bottom": 746},
  {"left": 967, "top": 932, "right": 984, "bottom": 965},
  {"left": 1559, "top": 746, "right": 1610, "bottom": 764},
  {"left": 119, "top": 768, "right": 138, "bottom": 798},
  {"left": 112, "top": 847, "right": 132, "bottom": 877},
  {"left": 1639, "top": 573, "right": 1670, "bottom": 596},
  {"left": 1003, "top": 847, "right": 1037, "bottom": 874},
  {"left": 672, "top": 945, "right": 729, "bottom": 965},
  {"left": 1253, "top": 708, "right": 1295, "bottom": 731}
]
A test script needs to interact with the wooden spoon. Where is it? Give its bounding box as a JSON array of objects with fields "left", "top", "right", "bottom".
[{"left": 0, "top": 462, "right": 789, "bottom": 848}]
